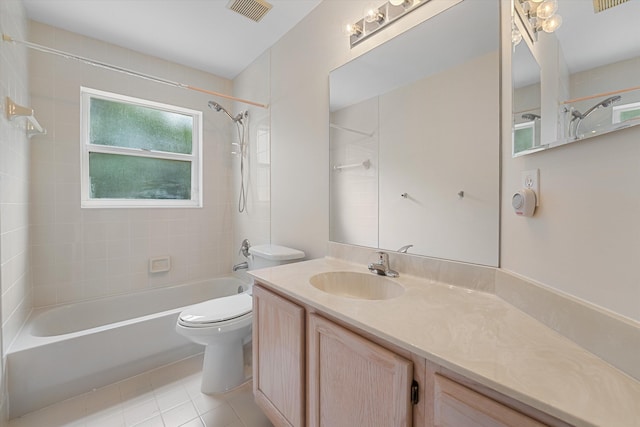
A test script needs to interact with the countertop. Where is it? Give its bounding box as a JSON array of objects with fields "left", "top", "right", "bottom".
[{"left": 248, "top": 257, "right": 640, "bottom": 427}]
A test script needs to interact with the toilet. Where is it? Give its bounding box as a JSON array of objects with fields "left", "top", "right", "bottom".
[{"left": 176, "top": 244, "right": 305, "bottom": 394}]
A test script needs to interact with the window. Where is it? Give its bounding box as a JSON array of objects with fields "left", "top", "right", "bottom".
[
  {"left": 513, "top": 120, "right": 536, "bottom": 156},
  {"left": 612, "top": 101, "right": 640, "bottom": 124},
  {"left": 81, "top": 87, "right": 202, "bottom": 208}
]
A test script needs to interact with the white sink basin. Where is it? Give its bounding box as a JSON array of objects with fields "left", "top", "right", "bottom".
[{"left": 309, "top": 271, "right": 404, "bottom": 300}]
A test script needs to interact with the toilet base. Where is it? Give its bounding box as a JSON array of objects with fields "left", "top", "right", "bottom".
[{"left": 200, "top": 339, "right": 246, "bottom": 394}]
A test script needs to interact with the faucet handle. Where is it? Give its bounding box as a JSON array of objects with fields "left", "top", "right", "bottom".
[{"left": 239, "top": 239, "right": 251, "bottom": 258}]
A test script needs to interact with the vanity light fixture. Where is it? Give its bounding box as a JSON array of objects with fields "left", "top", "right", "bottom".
[
  {"left": 511, "top": 21, "right": 523, "bottom": 46},
  {"left": 389, "top": 0, "right": 412, "bottom": 7},
  {"left": 517, "top": 0, "right": 562, "bottom": 37},
  {"left": 347, "top": 0, "right": 430, "bottom": 48}
]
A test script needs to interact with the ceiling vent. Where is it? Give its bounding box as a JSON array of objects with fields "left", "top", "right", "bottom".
[
  {"left": 226, "top": 0, "right": 273, "bottom": 22},
  {"left": 593, "top": 0, "right": 630, "bottom": 13}
]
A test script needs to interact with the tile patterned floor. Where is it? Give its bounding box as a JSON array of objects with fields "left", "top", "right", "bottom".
[{"left": 7, "top": 354, "right": 273, "bottom": 427}]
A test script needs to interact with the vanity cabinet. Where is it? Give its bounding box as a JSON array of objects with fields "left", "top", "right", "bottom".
[
  {"left": 433, "top": 375, "right": 547, "bottom": 427},
  {"left": 253, "top": 283, "right": 419, "bottom": 427},
  {"left": 252, "top": 285, "right": 305, "bottom": 427},
  {"left": 252, "top": 282, "right": 569, "bottom": 427},
  {"left": 307, "top": 313, "right": 413, "bottom": 427}
]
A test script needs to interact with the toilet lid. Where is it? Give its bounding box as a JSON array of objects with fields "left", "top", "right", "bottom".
[{"left": 179, "top": 293, "right": 252, "bottom": 326}]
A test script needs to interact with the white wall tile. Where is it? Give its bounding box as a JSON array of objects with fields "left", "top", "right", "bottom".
[{"left": 24, "top": 21, "right": 235, "bottom": 306}]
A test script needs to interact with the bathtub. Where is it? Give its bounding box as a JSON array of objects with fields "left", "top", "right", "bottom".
[{"left": 7, "top": 276, "right": 251, "bottom": 418}]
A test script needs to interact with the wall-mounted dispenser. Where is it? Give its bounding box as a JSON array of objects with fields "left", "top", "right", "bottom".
[
  {"left": 512, "top": 188, "right": 537, "bottom": 217},
  {"left": 513, "top": 169, "right": 539, "bottom": 217}
]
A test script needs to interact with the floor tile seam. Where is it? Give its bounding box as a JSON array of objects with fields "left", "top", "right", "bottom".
[
  {"left": 153, "top": 390, "right": 192, "bottom": 413},
  {"left": 128, "top": 414, "right": 166, "bottom": 427},
  {"left": 225, "top": 399, "right": 250, "bottom": 427},
  {"left": 159, "top": 399, "right": 200, "bottom": 425},
  {"left": 123, "top": 404, "right": 162, "bottom": 427}
]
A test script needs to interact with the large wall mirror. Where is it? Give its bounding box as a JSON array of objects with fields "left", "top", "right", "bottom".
[
  {"left": 512, "top": 28, "right": 542, "bottom": 156},
  {"left": 329, "top": 0, "right": 500, "bottom": 267},
  {"left": 512, "top": 0, "right": 640, "bottom": 156}
]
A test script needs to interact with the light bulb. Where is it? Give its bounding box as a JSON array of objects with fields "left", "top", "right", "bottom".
[
  {"left": 365, "top": 8, "right": 384, "bottom": 23},
  {"left": 345, "top": 23, "right": 362, "bottom": 36},
  {"left": 512, "top": 28, "right": 523, "bottom": 45},
  {"left": 389, "top": 0, "right": 409, "bottom": 6},
  {"left": 536, "top": 0, "right": 558, "bottom": 19},
  {"left": 541, "top": 14, "right": 562, "bottom": 32}
]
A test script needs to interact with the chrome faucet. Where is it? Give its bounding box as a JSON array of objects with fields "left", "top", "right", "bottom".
[
  {"left": 233, "top": 238, "right": 251, "bottom": 272},
  {"left": 367, "top": 251, "right": 399, "bottom": 277}
]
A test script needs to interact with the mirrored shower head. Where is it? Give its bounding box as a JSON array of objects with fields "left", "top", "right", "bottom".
[
  {"left": 522, "top": 113, "right": 541, "bottom": 121},
  {"left": 599, "top": 95, "right": 622, "bottom": 108},
  {"left": 571, "top": 95, "right": 623, "bottom": 138},
  {"left": 573, "top": 95, "right": 622, "bottom": 120}
]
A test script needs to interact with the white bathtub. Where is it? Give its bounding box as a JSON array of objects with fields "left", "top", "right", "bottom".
[{"left": 7, "top": 276, "right": 251, "bottom": 418}]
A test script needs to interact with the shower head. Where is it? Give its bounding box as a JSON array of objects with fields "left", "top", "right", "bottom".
[
  {"left": 600, "top": 95, "right": 622, "bottom": 108},
  {"left": 522, "top": 113, "right": 541, "bottom": 121},
  {"left": 572, "top": 95, "right": 623, "bottom": 138},
  {"left": 207, "top": 100, "right": 247, "bottom": 123},
  {"left": 575, "top": 95, "right": 623, "bottom": 120},
  {"left": 208, "top": 100, "right": 224, "bottom": 112}
]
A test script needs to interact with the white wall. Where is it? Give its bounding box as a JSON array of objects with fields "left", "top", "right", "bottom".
[
  {"left": 0, "top": 0, "right": 31, "bottom": 422},
  {"left": 379, "top": 51, "right": 499, "bottom": 265},
  {"left": 27, "top": 22, "right": 236, "bottom": 307},
  {"left": 239, "top": 0, "right": 639, "bottom": 321},
  {"left": 329, "top": 97, "right": 379, "bottom": 248},
  {"left": 501, "top": 0, "right": 640, "bottom": 321},
  {"left": 232, "top": 52, "right": 271, "bottom": 265},
  {"left": 238, "top": 0, "right": 463, "bottom": 259}
]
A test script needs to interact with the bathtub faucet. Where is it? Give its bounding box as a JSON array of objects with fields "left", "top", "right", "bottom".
[{"left": 233, "top": 261, "right": 248, "bottom": 271}]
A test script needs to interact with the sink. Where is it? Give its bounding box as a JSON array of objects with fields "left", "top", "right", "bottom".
[{"left": 309, "top": 271, "right": 404, "bottom": 300}]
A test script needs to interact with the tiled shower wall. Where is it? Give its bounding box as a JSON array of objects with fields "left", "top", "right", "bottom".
[
  {"left": 1, "top": 0, "right": 31, "bottom": 422},
  {"left": 28, "top": 22, "right": 236, "bottom": 307}
]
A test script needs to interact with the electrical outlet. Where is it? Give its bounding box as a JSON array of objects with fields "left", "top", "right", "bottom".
[{"left": 521, "top": 169, "right": 540, "bottom": 206}]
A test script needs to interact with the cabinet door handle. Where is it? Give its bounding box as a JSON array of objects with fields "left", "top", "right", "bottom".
[{"left": 411, "top": 380, "right": 420, "bottom": 405}]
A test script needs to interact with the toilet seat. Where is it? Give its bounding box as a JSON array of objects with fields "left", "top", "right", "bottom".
[{"left": 178, "top": 293, "right": 252, "bottom": 328}]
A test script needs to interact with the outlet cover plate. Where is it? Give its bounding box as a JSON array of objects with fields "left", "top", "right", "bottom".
[{"left": 522, "top": 169, "right": 540, "bottom": 206}]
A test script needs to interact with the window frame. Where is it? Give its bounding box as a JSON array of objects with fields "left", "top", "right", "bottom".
[
  {"left": 612, "top": 101, "right": 640, "bottom": 124},
  {"left": 80, "top": 87, "right": 203, "bottom": 208},
  {"left": 512, "top": 120, "right": 536, "bottom": 156}
]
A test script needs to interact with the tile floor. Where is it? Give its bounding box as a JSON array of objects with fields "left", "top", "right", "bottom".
[{"left": 7, "top": 353, "right": 273, "bottom": 427}]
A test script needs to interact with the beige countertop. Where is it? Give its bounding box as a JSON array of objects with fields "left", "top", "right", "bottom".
[{"left": 249, "top": 257, "right": 640, "bottom": 427}]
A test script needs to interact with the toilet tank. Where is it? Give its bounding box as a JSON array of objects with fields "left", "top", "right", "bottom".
[{"left": 248, "top": 244, "right": 305, "bottom": 270}]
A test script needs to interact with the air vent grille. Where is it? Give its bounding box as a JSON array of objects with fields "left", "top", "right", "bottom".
[
  {"left": 593, "top": 0, "right": 630, "bottom": 13},
  {"left": 227, "top": 0, "right": 273, "bottom": 22}
]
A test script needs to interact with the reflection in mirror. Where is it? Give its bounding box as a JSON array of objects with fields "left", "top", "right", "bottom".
[
  {"left": 329, "top": 0, "right": 500, "bottom": 267},
  {"left": 513, "top": 0, "right": 640, "bottom": 154},
  {"left": 558, "top": 0, "right": 640, "bottom": 142},
  {"left": 512, "top": 31, "right": 542, "bottom": 156}
]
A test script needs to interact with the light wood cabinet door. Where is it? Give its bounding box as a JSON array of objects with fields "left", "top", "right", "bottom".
[
  {"left": 433, "top": 374, "right": 548, "bottom": 427},
  {"left": 253, "top": 285, "right": 305, "bottom": 427},
  {"left": 308, "top": 313, "right": 413, "bottom": 427}
]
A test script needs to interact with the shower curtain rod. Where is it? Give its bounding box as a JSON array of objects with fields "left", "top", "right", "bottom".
[
  {"left": 561, "top": 85, "right": 640, "bottom": 105},
  {"left": 2, "top": 33, "right": 268, "bottom": 109}
]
